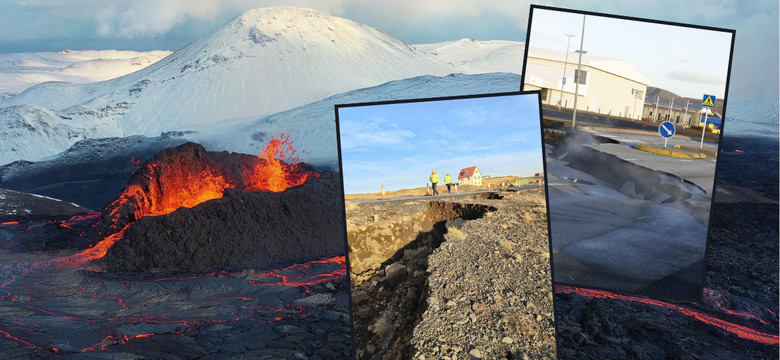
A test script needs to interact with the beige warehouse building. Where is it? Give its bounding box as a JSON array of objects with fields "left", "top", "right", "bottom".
[{"left": 524, "top": 47, "right": 650, "bottom": 120}]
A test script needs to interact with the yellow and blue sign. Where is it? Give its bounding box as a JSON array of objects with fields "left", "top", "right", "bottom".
[{"left": 702, "top": 94, "right": 715, "bottom": 108}]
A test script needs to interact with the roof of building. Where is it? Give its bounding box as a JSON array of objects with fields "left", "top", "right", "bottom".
[
  {"left": 527, "top": 47, "right": 650, "bottom": 85},
  {"left": 458, "top": 166, "right": 478, "bottom": 179}
]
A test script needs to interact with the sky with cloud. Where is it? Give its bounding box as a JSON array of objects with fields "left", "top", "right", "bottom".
[
  {"left": 337, "top": 94, "right": 543, "bottom": 193},
  {"left": 0, "top": 0, "right": 776, "bottom": 96},
  {"left": 527, "top": 9, "right": 733, "bottom": 99}
]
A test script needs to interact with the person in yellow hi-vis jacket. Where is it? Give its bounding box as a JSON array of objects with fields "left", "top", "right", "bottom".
[
  {"left": 429, "top": 169, "right": 439, "bottom": 196},
  {"left": 444, "top": 173, "right": 452, "bottom": 193}
]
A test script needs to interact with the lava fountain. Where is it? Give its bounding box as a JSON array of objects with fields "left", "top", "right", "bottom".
[{"left": 72, "top": 133, "right": 320, "bottom": 265}]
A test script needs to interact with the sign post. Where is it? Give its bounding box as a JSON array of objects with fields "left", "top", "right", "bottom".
[
  {"left": 700, "top": 94, "right": 716, "bottom": 149},
  {"left": 658, "top": 120, "right": 675, "bottom": 148}
]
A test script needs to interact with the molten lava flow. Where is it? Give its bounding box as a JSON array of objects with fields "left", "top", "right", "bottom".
[
  {"left": 65, "top": 225, "right": 130, "bottom": 265},
  {"left": 80, "top": 133, "right": 320, "bottom": 262},
  {"left": 555, "top": 285, "right": 779, "bottom": 345},
  {"left": 142, "top": 168, "right": 229, "bottom": 217},
  {"left": 106, "top": 133, "right": 315, "bottom": 224},
  {"left": 245, "top": 133, "right": 319, "bottom": 193},
  {"left": 108, "top": 164, "right": 230, "bottom": 221},
  {"left": 252, "top": 256, "right": 346, "bottom": 287}
]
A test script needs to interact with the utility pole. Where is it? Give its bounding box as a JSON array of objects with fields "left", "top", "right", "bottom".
[
  {"left": 654, "top": 95, "right": 659, "bottom": 121},
  {"left": 571, "top": 14, "right": 586, "bottom": 129},
  {"left": 558, "top": 34, "right": 575, "bottom": 107}
]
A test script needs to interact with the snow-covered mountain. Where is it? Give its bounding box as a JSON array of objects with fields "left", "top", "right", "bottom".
[
  {"left": 413, "top": 39, "right": 524, "bottom": 75},
  {"left": 0, "top": 6, "right": 525, "bottom": 166},
  {"left": 192, "top": 72, "right": 523, "bottom": 169},
  {"left": 0, "top": 49, "right": 172, "bottom": 95}
]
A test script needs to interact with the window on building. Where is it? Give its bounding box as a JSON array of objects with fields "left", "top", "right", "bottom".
[{"left": 574, "top": 69, "right": 588, "bottom": 85}]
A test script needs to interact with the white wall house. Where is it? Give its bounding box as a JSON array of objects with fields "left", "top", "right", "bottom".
[{"left": 458, "top": 166, "right": 482, "bottom": 186}]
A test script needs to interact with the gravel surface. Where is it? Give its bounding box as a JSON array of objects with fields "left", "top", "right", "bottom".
[{"left": 347, "top": 189, "right": 556, "bottom": 359}]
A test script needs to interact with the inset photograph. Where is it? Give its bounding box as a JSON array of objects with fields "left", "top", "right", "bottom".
[
  {"left": 523, "top": 6, "right": 734, "bottom": 301},
  {"left": 337, "top": 92, "right": 556, "bottom": 359}
]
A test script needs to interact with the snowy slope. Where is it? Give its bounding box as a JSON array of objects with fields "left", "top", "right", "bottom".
[
  {"left": 0, "top": 105, "right": 121, "bottom": 163},
  {"left": 0, "top": 7, "right": 525, "bottom": 166},
  {"left": 0, "top": 49, "right": 171, "bottom": 94},
  {"left": 413, "top": 39, "right": 524, "bottom": 75},
  {"left": 1, "top": 7, "right": 454, "bottom": 134},
  {"left": 191, "top": 72, "right": 523, "bottom": 169}
]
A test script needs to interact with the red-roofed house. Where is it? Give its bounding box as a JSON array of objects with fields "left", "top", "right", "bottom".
[{"left": 458, "top": 166, "right": 482, "bottom": 186}]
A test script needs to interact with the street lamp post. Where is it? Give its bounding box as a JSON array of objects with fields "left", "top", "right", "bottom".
[
  {"left": 699, "top": 107, "right": 712, "bottom": 149},
  {"left": 558, "top": 34, "right": 575, "bottom": 107},
  {"left": 571, "top": 14, "right": 586, "bottom": 129}
]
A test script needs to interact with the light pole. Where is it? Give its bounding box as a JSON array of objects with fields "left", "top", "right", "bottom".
[
  {"left": 571, "top": 14, "right": 586, "bottom": 129},
  {"left": 558, "top": 34, "right": 575, "bottom": 108}
]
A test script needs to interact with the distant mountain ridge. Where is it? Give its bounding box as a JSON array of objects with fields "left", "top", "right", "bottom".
[
  {"left": 0, "top": 49, "right": 172, "bottom": 95},
  {"left": 0, "top": 6, "right": 524, "bottom": 166},
  {"left": 646, "top": 86, "right": 725, "bottom": 112}
]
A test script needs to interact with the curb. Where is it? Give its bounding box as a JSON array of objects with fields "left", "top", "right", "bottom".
[
  {"left": 633, "top": 144, "right": 707, "bottom": 159},
  {"left": 672, "top": 144, "right": 718, "bottom": 157}
]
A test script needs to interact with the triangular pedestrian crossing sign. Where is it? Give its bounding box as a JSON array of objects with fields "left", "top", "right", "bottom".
[{"left": 702, "top": 95, "right": 715, "bottom": 108}]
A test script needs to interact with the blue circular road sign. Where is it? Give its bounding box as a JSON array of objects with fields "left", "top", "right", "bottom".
[{"left": 658, "top": 121, "right": 675, "bottom": 138}]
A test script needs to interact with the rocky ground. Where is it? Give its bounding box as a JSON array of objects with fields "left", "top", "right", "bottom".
[
  {"left": 347, "top": 189, "right": 556, "bottom": 359},
  {"left": 0, "top": 194, "right": 354, "bottom": 359},
  {"left": 553, "top": 134, "right": 779, "bottom": 359},
  {"left": 0, "top": 140, "right": 355, "bottom": 358}
]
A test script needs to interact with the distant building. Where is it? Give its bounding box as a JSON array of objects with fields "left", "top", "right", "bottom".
[
  {"left": 534, "top": 172, "right": 543, "bottom": 177},
  {"left": 524, "top": 47, "right": 650, "bottom": 120},
  {"left": 458, "top": 166, "right": 482, "bottom": 186},
  {"left": 642, "top": 96, "right": 722, "bottom": 128}
]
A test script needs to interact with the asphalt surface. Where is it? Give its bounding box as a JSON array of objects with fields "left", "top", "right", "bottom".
[
  {"left": 578, "top": 129, "right": 718, "bottom": 194},
  {"left": 543, "top": 106, "right": 720, "bottom": 143},
  {"left": 543, "top": 120, "right": 715, "bottom": 300},
  {"left": 346, "top": 185, "right": 541, "bottom": 204}
]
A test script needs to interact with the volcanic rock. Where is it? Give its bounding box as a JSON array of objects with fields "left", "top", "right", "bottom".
[
  {"left": 101, "top": 170, "right": 343, "bottom": 273},
  {"left": 87, "top": 141, "right": 339, "bottom": 273},
  {"left": 89, "top": 142, "right": 296, "bottom": 237}
]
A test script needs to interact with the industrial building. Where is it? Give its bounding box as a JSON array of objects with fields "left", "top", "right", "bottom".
[{"left": 524, "top": 47, "right": 650, "bottom": 120}]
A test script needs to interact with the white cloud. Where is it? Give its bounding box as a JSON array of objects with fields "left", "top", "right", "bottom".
[
  {"left": 340, "top": 118, "right": 416, "bottom": 150},
  {"left": 92, "top": 0, "right": 348, "bottom": 38},
  {"left": 667, "top": 71, "right": 725, "bottom": 86}
]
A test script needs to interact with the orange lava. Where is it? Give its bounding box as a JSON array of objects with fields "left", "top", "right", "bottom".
[
  {"left": 65, "top": 225, "right": 130, "bottom": 265},
  {"left": 245, "top": 133, "right": 318, "bottom": 193},
  {"left": 131, "top": 167, "right": 229, "bottom": 218},
  {"left": 75, "top": 133, "right": 318, "bottom": 263},
  {"left": 556, "top": 285, "right": 779, "bottom": 345},
  {"left": 108, "top": 133, "right": 315, "bottom": 223},
  {"left": 253, "top": 256, "right": 346, "bottom": 287}
]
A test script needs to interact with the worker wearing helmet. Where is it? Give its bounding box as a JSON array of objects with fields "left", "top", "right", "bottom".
[{"left": 429, "top": 169, "right": 439, "bottom": 196}]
